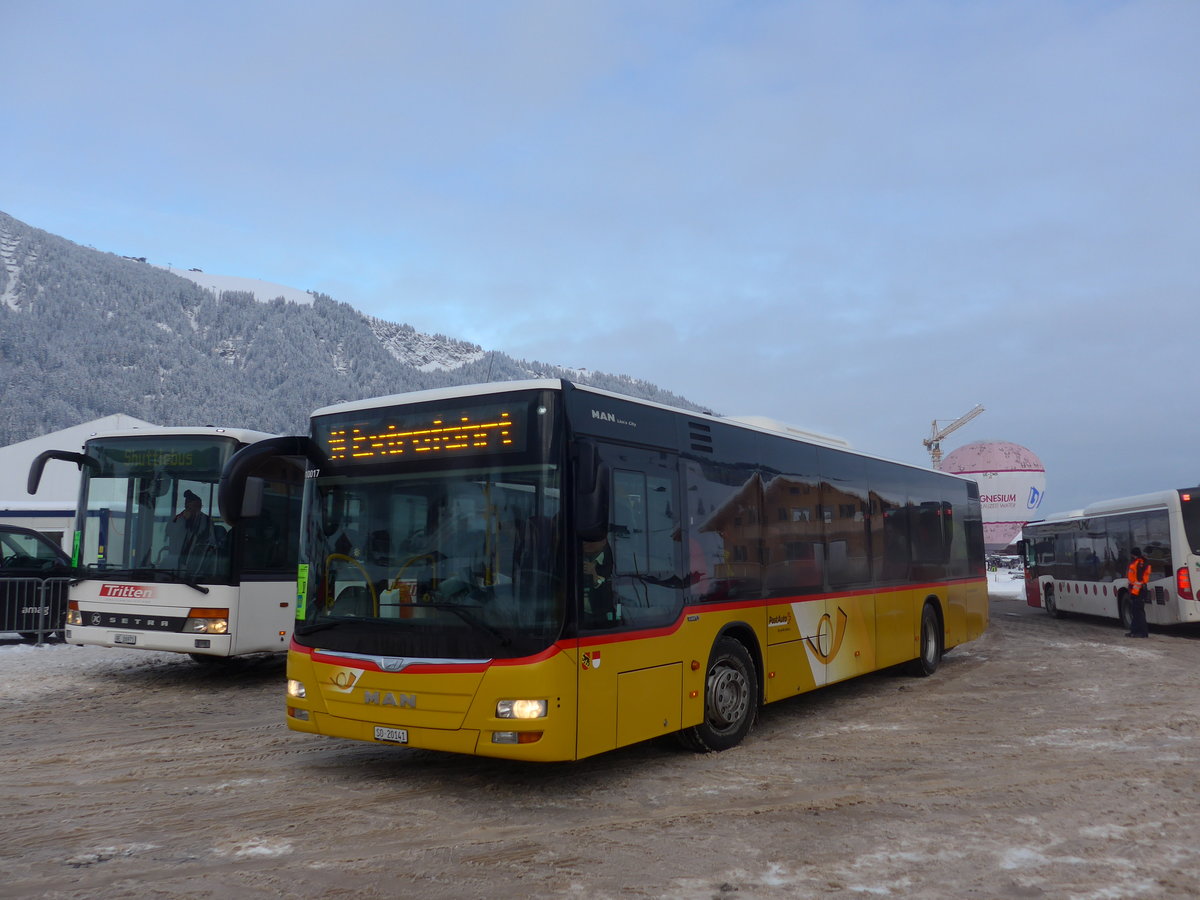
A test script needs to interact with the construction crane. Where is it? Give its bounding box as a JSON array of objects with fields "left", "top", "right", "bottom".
[{"left": 924, "top": 404, "right": 984, "bottom": 469}]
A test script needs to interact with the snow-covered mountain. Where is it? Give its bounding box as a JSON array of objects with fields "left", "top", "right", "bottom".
[
  {"left": 366, "top": 317, "right": 486, "bottom": 372},
  {"left": 0, "top": 211, "right": 705, "bottom": 446},
  {"left": 158, "top": 266, "right": 316, "bottom": 306}
]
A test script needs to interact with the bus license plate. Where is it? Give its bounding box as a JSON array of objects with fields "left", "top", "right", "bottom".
[
  {"left": 114, "top": 633, "right": 137, "bottom": 645},
  {"left": 374, "top": 726, "right": 408, "bottom": 744}
]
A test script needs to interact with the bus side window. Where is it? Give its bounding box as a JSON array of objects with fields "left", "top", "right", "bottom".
[
  {"left": 1144, "top": 509, "right": 1173, "bottom": 579},
  {"left": 684, "top": 459, "right": 763, "bottom": 602}
]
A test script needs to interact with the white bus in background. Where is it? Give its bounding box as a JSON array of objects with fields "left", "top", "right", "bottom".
[
  {"left": 1020, "top": 487, "right": 1200, "bottom": 630},
  {"left": 28, "top": 426, "right": 304, "bottom": 662}
]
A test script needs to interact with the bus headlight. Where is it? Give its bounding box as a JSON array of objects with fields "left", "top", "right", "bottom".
[
  {"left": 287, "top": 679, "right": 307, "bottom": 699},
  {"left": 66, "top": 605, "right": 82, "bottom": 626},
  {"left": 185, "top": 608, "right": 230, "bottom": 634},
  {"left": 496, "top": 699, "right": 547, "bottom": 719}
]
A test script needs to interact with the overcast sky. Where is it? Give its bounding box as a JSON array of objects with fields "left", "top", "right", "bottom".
[{"left": 4, "top": 1, "right": 1197, "bottom": 513}]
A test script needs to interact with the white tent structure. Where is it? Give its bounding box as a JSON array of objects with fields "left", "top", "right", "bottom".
[{"left": 0, "top": 414, "right": 157, "bottom": 547}]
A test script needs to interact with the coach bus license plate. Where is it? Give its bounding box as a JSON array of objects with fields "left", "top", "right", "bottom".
[
  {"left": 114, "top": 633, "right": 137, "bottom": 645},
  {"left": 374, "top": 726, "right": 408, "bottom": 744}
]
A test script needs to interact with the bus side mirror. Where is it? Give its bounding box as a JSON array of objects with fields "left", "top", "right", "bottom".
[
  {"left": 27, "top": 449, "right": 94, "bottom": 495},
  {"left": 573, "top": 441, "right": 610, "bottom": 542},
  {"left": 220, "top": 435, "right": 320, "bottom": 525},
  {"left": 240, "top": 477, "right": 265, "bottom": 519}
]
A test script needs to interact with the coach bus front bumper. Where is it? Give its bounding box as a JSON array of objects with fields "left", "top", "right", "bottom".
[{"left": 285, "top": 642, "right": 580, "bottom": 761}]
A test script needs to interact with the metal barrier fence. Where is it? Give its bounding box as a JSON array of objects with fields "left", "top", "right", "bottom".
[{"left": 0, "top": 577, "right": 72, "bottom": 643}]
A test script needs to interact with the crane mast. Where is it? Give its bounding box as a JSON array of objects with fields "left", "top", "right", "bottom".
[{"left": 924, "top": 404, "right": 984, "bottom": 469}]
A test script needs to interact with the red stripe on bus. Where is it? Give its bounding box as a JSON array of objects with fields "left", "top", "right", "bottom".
[{"left": 293, "top": 574, "right": 985, "bottom": 666}]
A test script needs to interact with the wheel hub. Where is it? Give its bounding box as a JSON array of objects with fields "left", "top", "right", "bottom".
[{"left": 707, "top": 664, "right": 749, "bottom": 730}]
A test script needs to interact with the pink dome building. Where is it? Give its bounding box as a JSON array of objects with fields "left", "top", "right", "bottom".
[{"left": 941, "top": 441, "right": 1046, "bottom": 551}]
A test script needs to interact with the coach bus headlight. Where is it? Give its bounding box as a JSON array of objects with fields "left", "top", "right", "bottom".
[
  {"left": 185, "top": 608, "right": 230, "bottom": 634},
  {"left": 66, "top": 603, "right": 82, "bottom": 627},
  {"left": 287, "top": 679, "right": 307, "bottom": 699},
  {"left": 496, "top": 699, "right": 547, "bottom": 719}
]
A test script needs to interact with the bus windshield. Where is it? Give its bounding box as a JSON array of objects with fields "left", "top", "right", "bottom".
[
  {"left": 295, "top": 462, "right": 564, "bottom": 660},
  {"left": 78, "top": 436, "right": 238, "bottom": 584}
]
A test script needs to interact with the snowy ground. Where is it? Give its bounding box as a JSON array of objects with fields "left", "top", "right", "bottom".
[{"left": 2, "top": 573, "right": 1198, "bottom": 898}]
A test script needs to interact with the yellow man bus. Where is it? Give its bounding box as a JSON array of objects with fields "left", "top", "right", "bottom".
[{"left": 221, "top": 380, "right": 988, "bottom": 760}]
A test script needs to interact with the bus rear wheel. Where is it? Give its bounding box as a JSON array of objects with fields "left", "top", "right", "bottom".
[
  {"left": 907, "top": 603, "right": 941, "bottom": 677},
  {"left": 1118, "top": 594, "right": 1134, "bottom": 632},
  {"left": 188, "top": 653, "right": 234, "bottom": 666},
  {"left": 677, "top": 636, "right": 758, "bottom": 753}
]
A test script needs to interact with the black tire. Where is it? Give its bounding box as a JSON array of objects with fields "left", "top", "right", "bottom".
[
  {"left": 677, "top": 636, "right": 758, "bottom": 753},
  {"left": 1044, "top": 585, "right": 1059, "bottom": 618},
  {"left": 907, "top": 603, "right": 941, "bottom": 677},
  {"left": 1118, "top": 593, "right": 1133, "bottom": 631},
  {"left": 188, "top": 653, "right": 233, "bottom": 666}
]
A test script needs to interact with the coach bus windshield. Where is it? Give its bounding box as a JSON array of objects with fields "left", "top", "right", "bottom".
[
  {"left": 294, "top": 462, "right": 564, "bottom": 660},
  {"left": 77, "top": 436, "right": 238, "bottom": 584},
  {"left": 292, "top": 389, "right": 566, "bottom": 660}
]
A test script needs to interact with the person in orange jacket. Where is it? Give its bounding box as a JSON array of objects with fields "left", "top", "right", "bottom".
[{"left": 1125, "top": 547, "right": 1151, "bottom": 637}]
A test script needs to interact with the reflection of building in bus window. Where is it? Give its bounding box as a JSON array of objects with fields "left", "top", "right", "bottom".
[{"left": 582, "top": 537, "right": 615, "bottom": 625}]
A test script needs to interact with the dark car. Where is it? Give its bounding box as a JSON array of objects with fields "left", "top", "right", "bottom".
[{"left": 0, "top": 524, "right": 73, "bottom": 642}]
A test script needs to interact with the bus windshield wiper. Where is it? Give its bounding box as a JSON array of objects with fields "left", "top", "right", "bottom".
[
  {"left": 419, "top": 603, "right": 512, "bottom": 647},
  {"left": 84, "top": 566, "right": 210, "bottom": 594},
  {"left": 296, "top": 621, "right": 340, "bottom": 636}
]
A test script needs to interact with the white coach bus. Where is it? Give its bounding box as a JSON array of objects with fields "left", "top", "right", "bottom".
[
  {"left": 1020, "top": 487, "right": 1200, "bottom": 629},
  {"left": 28, "top": 426, "right": 304, "bottom": 662}
]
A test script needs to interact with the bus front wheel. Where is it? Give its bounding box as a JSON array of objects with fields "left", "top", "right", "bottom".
[
  {"left": 677, "top": 636, "right": 758, "bottom": 753},
  {"left": 1043, "top": 585, "right": 1059, "bottom": 618}
]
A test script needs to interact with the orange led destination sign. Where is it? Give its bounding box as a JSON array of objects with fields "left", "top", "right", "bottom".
[{"left": 318, "top": 402, "right": 525, "bottom": 463}]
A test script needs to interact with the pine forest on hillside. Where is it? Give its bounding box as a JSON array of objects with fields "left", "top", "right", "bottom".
[{"left": 0, "top": 211, "right": 703, "bottom": 447}]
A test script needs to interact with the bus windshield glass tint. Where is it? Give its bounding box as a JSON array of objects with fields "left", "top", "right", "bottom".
[
  {"left": 78, "top": 437, "right": 238, "bottom": 582},
  {"left": 296, "top": 463, "right": 564, "bottom": 659}
]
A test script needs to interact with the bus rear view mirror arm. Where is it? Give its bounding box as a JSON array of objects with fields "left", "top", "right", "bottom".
[
  {"left": 572, "top": 440, "right": 610, "bottom": 542},
  {"left": 219, "top": 435, "right": 322, "bottom": 524},
  {"left": 27, "top": 449, "right": 96, "bottom": 495}
]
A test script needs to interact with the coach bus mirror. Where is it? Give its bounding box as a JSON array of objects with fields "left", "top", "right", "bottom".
[
  {"left": 572, "top": 440, "right": 610, "bottom": 541},
  {"left": 27, "top": 449, "right": 95, "bottom": 495},
  {"left": 240, "top": 477, "right": 265, "bottom": 519},
  {"left": 576, "top": 462, "right": 611, "bottom": 543},
  {"left": 219, "top": 435, "right": 321, "bottom": 525},
  {"left": 574, "top": 441, "right": 598, "bottom": 495}
]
